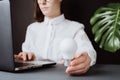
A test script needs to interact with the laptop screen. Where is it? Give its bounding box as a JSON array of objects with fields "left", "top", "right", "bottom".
[{"left": 0, "top": 0, "right": 14, "bottom": 71}]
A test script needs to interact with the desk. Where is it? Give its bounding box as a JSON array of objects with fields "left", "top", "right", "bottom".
[{"left": 0, "top": 64, "right": 120, "bottom": 80}]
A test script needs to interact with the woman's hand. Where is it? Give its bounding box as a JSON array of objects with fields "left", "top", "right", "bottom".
[
  {"left": 14, "top": 52, "right": 36, "bottom": 61},
  {"left": 66, "top": 52, "right": 91, "bottom": 75}
]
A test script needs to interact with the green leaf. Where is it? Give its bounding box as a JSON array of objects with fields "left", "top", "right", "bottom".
[
  {"left": 99, "top": 27, "right": 113, "bottom": 48},
  {"left": 90, "top": 3, "right": 120, "bottom": 52},
  {"left": 90, "top": 11, "right": 114, "bottom": 25},
  {"left": 94, "top": 21, "right": 112, "bottom": 42}
]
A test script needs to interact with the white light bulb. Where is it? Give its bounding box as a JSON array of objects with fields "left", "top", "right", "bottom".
[{"left": 59, "top": 38, "right": 77, "bottom": 66}]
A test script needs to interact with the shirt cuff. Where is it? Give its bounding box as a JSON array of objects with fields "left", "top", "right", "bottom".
[{"left": 87, "top": 50, "right": 97, "bottom": 66}]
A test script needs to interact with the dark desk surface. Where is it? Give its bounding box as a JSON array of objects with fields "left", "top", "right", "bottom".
[{"left": 0, "top": 64, "right": 120, "bottom": 80}]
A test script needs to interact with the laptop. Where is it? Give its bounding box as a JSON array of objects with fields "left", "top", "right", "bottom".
[{"left": 0, "top": 0, "right": 56, "bottom": 72}]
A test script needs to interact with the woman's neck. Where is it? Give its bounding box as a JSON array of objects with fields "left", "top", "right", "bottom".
[{"left": 45, "top": 10, "right": 61, "bottom": 19}]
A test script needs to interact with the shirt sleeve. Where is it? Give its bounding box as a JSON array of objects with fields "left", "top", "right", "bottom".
[
  {"left": 74, "top": 24, "right": 97, "bottom": 66},
  {"left": 22, "top": 26, "right": 32, "bottom": 52},
  {"left": 21, "top": 24, "right": 44, "bottom": 60}
]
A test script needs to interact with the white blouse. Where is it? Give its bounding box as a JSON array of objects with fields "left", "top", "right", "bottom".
[{"left": 22, "top": 14, "right": 96, "bottom": 66}]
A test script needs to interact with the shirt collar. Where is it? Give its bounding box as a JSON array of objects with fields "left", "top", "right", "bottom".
[{"left": 44, "top": 14, "right": 65, "bottom": 25}]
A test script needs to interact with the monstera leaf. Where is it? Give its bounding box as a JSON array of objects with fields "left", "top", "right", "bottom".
[{"left": 90, "top": 3, "right": 120, "bottom": 52}]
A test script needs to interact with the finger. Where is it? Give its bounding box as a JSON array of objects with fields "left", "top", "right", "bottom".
[
  {"left": 66, "top": 63, "right": 86, "bottom": 72},
  {"left": 66, "top": 63, "right": 90, "bottom": 75},
  {"left": 31, "top": 53, "right": 35, "bottom": 60},
  {"left": 70, "top": 55, "right": 87, "bottom": 66},
  {"left": 66, "top": 57, "right": 91, "bottom": 75},
  {"left": 28, "top": 53, "right": 35, "bottom": 60},
  {"left": 21, "top": 52, "right": 27, "bottom": 61},
  {"left": 14, "top": 53, "right": 23, "bottom": 60},
  {"left": 28, "top": 53, "right": 32, "bottom": 60},
  {"left": 71, "top": 56, "right": 86, "bottom": 66},
  {"left": 18, "top": 52, "right": 24, "bottom": 57}
]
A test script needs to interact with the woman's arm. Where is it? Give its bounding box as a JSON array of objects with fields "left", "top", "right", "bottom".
[{"left": 66, "top": 25, "right": 96, "bottom": 75}]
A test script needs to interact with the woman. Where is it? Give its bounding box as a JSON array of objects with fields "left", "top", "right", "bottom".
[{"left": 15, "top": 0, "right": 96, "bottom": 75}]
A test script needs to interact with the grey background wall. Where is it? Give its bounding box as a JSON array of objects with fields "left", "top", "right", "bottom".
[{"left": 10, "top": 0, "right": 120, "bottom": 64}]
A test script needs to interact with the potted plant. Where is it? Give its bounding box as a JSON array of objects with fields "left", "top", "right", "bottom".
[{"left": 90, "top": 3, "right": 120, "bottom": 52}]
